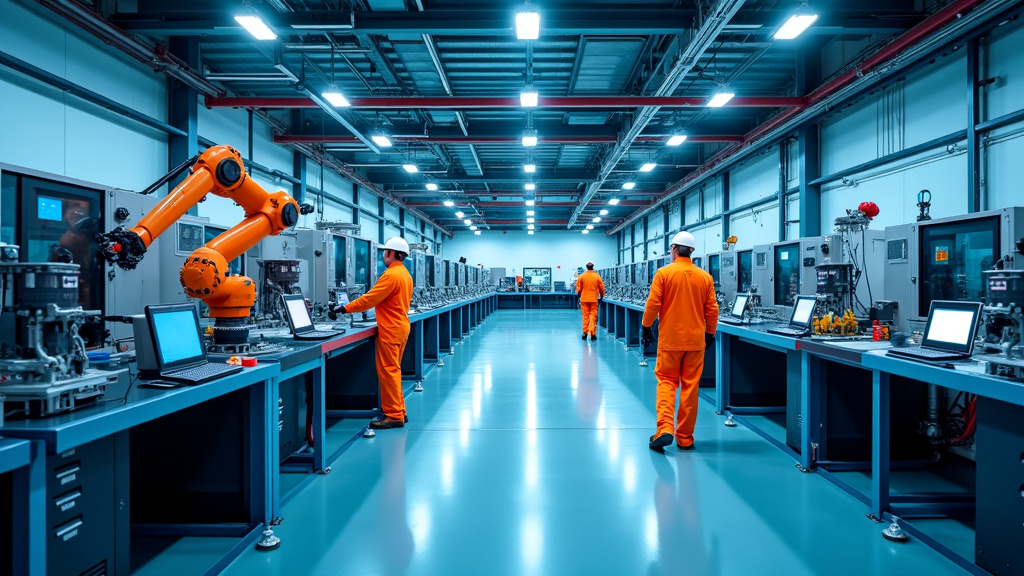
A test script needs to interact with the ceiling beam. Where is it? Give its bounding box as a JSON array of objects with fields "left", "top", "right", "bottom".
[
  {"left": 279, "top": 134, "right": 744, "bottom": 145},
  {"left": 409, "top": 201, "right": 649, "bottom": 208},
  {"left": 205, "top": 95, "right": 806, "bottom": 109}
]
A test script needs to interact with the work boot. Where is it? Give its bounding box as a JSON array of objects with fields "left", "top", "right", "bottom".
[
  {"left": 368, "top": 416, "right": 405, "bottom": 429},
  {"left": 677, "top": 442, "right": 695, "bottom": 451},
  {"left": 590, "top": 334, "right": 597, "bottom": 341},
  {"left": 649, "top": 433, "right": 672, "bottom": 450},
  {"left": 582, "top": 334, "right": 588, "bottom": 340}
]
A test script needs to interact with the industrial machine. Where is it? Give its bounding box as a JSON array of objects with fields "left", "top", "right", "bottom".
[
  {"left": 758, "top": 237, "right": 826, "bottom": 308},
  {"left": 884, "top": 207, "right": 1024, "bottom": 327},
  {"left": 979, "top": 269, "right": 1024, "bottom": 379},
  {"left": 295, "top": 228, "right": 348, "bottom": 316},
  {"left": 0, "top": 255, "right": 123, "bottom": 417},
  {"left": 814, "top": 207, "right": 885, "bottom": 317},
  {"left": 719, "top": 250, "right": 739, "bottom": 306},
  {"left": 96, "top": 145, "right": 307, "bottom": 346}
]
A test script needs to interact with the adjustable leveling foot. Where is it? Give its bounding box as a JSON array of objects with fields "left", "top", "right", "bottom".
[{"left": 255, "top": 528, "right": 280, "bottom": 551}]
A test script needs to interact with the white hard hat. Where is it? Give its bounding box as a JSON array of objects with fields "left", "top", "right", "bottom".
[
  {"left": 383, "top": 236, "right": 410, "bottom": 254},
  {"left": 670, "top": 231, "right": 696, "bottom": 249}
]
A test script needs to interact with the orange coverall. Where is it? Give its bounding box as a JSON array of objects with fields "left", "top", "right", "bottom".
[
  {"left": 576, "top": 270, "right": 605, "bottom": 336},
  {"left": 346, "top": 260, "right": 414, "bottom": 421},
  {"left": 642, "top": 256, "right": 719, "bottom": 447}
]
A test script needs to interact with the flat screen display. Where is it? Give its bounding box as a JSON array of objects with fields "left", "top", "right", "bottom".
[
  {"left": 730, "top": 294, "right": 749, "bottom": 318},
  {"left": 285, "top": 297, "right": 313, "bottom": 329},
  {"left": 37, "top": 196, "right": 63, "bottom": 221},
  {"left": 791, "top": 297, "right": 816, "bottom": 326},
  {"left": 925, "top": 308, "right": 976, "bottom": 347},
  {"left": 151, "top": 308, "right": 204, "bottom": 366}
]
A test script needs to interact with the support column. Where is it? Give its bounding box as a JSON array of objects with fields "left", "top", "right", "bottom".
[
  {"left": 721, "top": 172, "right": 731, "bottom": 240},
  {"left": 778, "top": 140, "right": 788, "bottom": 241},
  {"left": 967, "top": 37, "right": 981, "bottom": 213},
  {"left": 797, "top": 41, "right": 822, "bottom": 238},
  {"left": 352, "top": 183, "right": 360, "bottom": 226},
  {"left": 378, "top": 198, "right": 386, "bottom": 243},
  {"left": 168, "top": 37, "right": 199, "bottom": 194}
]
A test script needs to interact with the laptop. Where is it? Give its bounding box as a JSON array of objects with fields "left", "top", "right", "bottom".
[
  {"left": 887, "top": 300, "right": 983, "bottom": 363},
  {"left": 719, "top": 293, "right": 751, "bottom": 325},
  {"left": 143, "top": 304, "right": 243, "bottom": 384},
  {"left": 282, "top": 293, "right": 345, "bottom": 340},
  {"left": 767, "top": 295, "right": 817, "bottom": 338}
]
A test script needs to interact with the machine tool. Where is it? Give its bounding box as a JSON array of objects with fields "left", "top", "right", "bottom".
[
  {"left": 814, "top": 204, "right": 885, "bottom": 317},
  {"left": 0, "top": 256, "right": 123, "bottom": 416},
  {"left": 979, "top": 269, "right": 1024, "bottom": 379},
  {"left": 96, "top": 145, "right": 310, "bottom": 346}
]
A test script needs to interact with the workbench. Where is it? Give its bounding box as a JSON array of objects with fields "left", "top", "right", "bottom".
[
  {"left": 0, "top": 293, "right": 498, "bottom": 575},
  {"left": 496, "top": 291, "right": 579, "bottom": 309}
]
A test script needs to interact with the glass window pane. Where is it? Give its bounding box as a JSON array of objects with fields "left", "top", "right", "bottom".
[{"left": 774, "top": 244, "right": 800, "bottom": 306}]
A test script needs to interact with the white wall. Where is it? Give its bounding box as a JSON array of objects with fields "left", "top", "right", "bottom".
[
  {"left": 0, "top": 1, "right": 167, "bottom": 190},
  {"left": 445, "top": 230, "right": 617, "bottom": 285}
]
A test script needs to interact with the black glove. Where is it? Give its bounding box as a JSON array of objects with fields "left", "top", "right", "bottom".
[
  {"left": 598, "top": 296, "right": 604, "bottom": 304},
  {"left": 705, "top": 332, "right": 715, "bottom": 347},
  {"left": 328, "top": 304, "right": 346, "bottom": 321},
  {"left": 641, "top": 326, "right": 654, "bottom": 349}
]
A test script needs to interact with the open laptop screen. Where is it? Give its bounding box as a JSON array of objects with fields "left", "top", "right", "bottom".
[
  {"left": 284, "top": 295, "right": 313, "bottom": 330},
  {"left": 790, "top": 296, "right": 817, "bottom": 328},
  {"left": 147, "top": 304, "right": 205, "bottom": 370},
  {"left": 730, "top": 294, "right": 750, "bottom": 319},
  {"left": 921, "top": 300, "right": 982, "bottom": 354}
]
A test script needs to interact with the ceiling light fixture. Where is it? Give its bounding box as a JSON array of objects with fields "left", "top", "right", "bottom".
[
  {"left": 520, "top": 89, "right": 539, "bottom": 107},
  {"left": 234, "top": 15, "right": 277, "bottom": 40},
  {"left": 455, "top": 211, "right": 465, "bottom": 218},
  {"left": 639, "top": 163, "right": 656, "bottom": 172},
  {"left": 474, "top": 230, "right": 482, "bottom": 235},
  {"left": 775, "top": 12, "right": 819, "bottom": 40},
  {"left": 516, "top": 10, "right": 540, "bottom": 40},
  {"left": 622, "top": 182, "right": 636, "bottom": 190},
  {"left": 608, "top": 198, "right": 620, "bottom": 205},
  {"left": 586, "top": 224, "right": 595, "bottom": 230},
  {"left": 599, "top": 209, "right": 608, "bottom": 215},
  {"left": 706, "top": 91, "right": 735, "bottom": 108},
  {"left": 525, "top": 199, "right": 535, "bottom": 206},
  {"left": 528, "top": 230, "right": 535, "bottom": 235},
  {"left": 371, "top": 134, "right": 393, "bottom": 148},
  {"left": 527, "top": 217, "right": 535, "bottom": 223},
  {"left": 527, "top": 210, "right": 535, "bottom": 216},
  {"left": 525, "top": 183, "right": 536, "bottom": 191},
  {"left": 522, "top": 128, "right": 538, "bottom": 147},
  {"left": 470, "top": 225, "right": 478, "bottom": 231},
  {"left": 444, "top": 200, "right": 455, "bottom": 207},
  {"left": 528, "top": 224, "right": 535, "bottom": 230},
  {"left": 582, "top": 229, "right": 589, "bottom": 235},
  {"left": 321, "top": 86, "right": 351, "bottom": 108},
  {"left": 464, "top": 219, "right": 472, "bottom": 225},
  {"left": 426, "top": 183, "right": 439, "bottom": 191},
  {"left": 402, "top": 163, "right": 419, "bottom": 173},
  {"left": 524, "top": 164, "right": 536, "bottom": 173},
  {"left": 666, "top": 134, "right": 687, "bottom": 146},
  {"left": 592, "top": 217, "right": 601, "bottom": 223}
]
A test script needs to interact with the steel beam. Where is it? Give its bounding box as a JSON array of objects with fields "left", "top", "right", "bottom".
[
  {"left": 205, "top": 95, "right": 806, "bottom": 110},
  {"left": 278, "top": 134, "right": 743, "bottom": 145}
]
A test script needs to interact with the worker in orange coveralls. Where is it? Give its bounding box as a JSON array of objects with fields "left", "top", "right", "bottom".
[
  {"left": 642, "top": 231, "right": 718, "bottom": 451},
  {"left": 330, "top": 237, "right": 414, "bottom": 429},
  {"left": 576, "top": 261, "right": 605, "bottom": 341}
]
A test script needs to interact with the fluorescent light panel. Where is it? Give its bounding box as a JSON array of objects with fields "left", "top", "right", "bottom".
[
  {"left": 464, "top": 219, "right": 472, "bottom": 225},
  {"left": 520, "top": 90, "right": 538, "bottom": 107},
  {"left": 474, "top": 230, "right": 481, "bottom": 235},
  {"left": 455, "top": 211, "right": 465, "bottom": 218},
  {"left": 527, "top": 218, "right": 535, "bottom": 223},
  {"left": 321, "top": 89, "right": 351, "bottom": 108},
  {"left": 426, "top": 183, "right": 439, "bottom": 191},
  {"left": 608, "top": 198, "right": 620, "bottom": 205},
  {"left": 516, "top": 11, "right": 540, "bottom": 40},
  {"left": 774, "top": 14, "right": 818, "bottom": 40},
  {"left": 443, "top": 200, "right": 455, "bottom": 207},
  {"left": 621, "top": 182, "right": 636, "bottom": 190},
  {"left": 234, "top": 15, "right": 277, "bottom": 40},
  {"left": 706, "top": 92, "right": 735, "bottom": 108},
  {"left": 599, "top": 209, "right": 608, "bottom": 215},
  {"left": 372, "top": 135, "right": 393, "bottom": 147},
  {"left": 528, "top": 224, "right": 535, "bottom": 230},
  {"left": 592, "top": 217, "right": 601, "bottom": 223},
  {"left": 524, "top": 164, "right": 536, "bottom": 173},
  {"left": 525, "top": 183, "right": 536, "bottom": 191},
  {"left": 402, "top": 164, "right": 419, "bottom": 173},
  {"left": 666, "top": 134, "right": 687, "bottom": 146},
  {"left": 470, "top": 225, "right": 477, "bottom": 230},
  {"left": 586, "top": 224, "right": 594, "bottom": 230},
  {"left": 525, "top": 199, "right": 535, "bottom": 206},
  {"left": 522, "top": 135, "right": 538, "bottom": 147},
  {"left": 582, "top": 229, "right": 589, "bottom": 235},
  {"left": 639, "top": 163, "right": 656, "bottom": 172},
  {"left": 526, "top": 210, "right": 535, "bottom": 216},
  {"left": 528, "top": 230, "right": 535, "bottom": 235}
]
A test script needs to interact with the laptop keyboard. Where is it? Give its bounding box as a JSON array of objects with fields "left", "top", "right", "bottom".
[
  {"left": 300, "top": 329, "right": 344, "bottom": 339},
  {"left": 891, "top": 346, "right": 960, "bottom": 358},
  {"left": 164, "top": 363, "right": 240, "bottom": 382},
  {"left": 766, "top": 326, "right": 808, "bottom": 337}
]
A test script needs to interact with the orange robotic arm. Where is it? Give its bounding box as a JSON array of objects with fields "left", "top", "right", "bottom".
[{"left": 97, "top": 145, "right": 306, "bottom": 327}]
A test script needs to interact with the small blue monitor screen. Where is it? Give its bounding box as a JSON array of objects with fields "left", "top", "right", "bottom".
[
  {"left": 38, "top": 196, "right": 63, "bottom": 222},
  {"left": 152, "top": 309, "right": 204, "bottom": 365}
]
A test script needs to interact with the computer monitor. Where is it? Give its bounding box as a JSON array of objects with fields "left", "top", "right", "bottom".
[
  {"left": 789, "top": 295, "right": 817, "bottom": 329},
  {"left": 145, "top": 304, "right": 206, "bottom": 370},
  {"left": 282, "top": 294, "right": 314, "bottom": 334},
  {"left": 921, "top": 300, "right": 983, "bottom": 354},
  {"left": 730, "top": 293, "right": 750, "bottom": 320}
]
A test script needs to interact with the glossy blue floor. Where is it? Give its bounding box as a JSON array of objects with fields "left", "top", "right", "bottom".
[{"left": 223, "top": 310, "right": 967, "bottom": 576}]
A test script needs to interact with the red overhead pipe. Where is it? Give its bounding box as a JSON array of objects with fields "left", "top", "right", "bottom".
[
  {"left": 207, "top": 95, "right": 807, "bottom": 110},
  {"left": 275, "top": 134, "right": 744, "bottom": 145}
]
